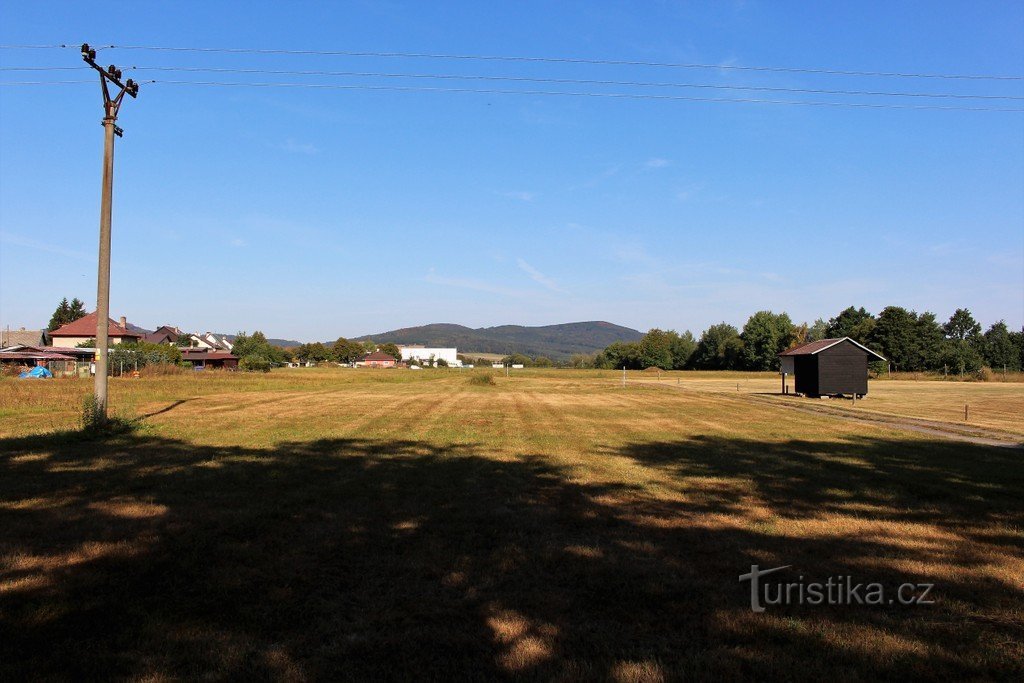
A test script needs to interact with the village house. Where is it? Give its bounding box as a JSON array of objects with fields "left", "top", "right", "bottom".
[
  {"left": 359, "top": 350, "right": 398, "bottom": 368},
  {"left": 180, "top": 348, "right": 239, "bottom": 370},
  {"left": 144, "top": 325, "right": 184, "bottom": 345},
  {"left": 0, "top": 327, "right": 46, "bottom": 348},
  {"left": 181, "top": 332, "right": 234, "bottom": 351},
  {"left": 48, "top": 312, "right": 142, "bottom": 348}
]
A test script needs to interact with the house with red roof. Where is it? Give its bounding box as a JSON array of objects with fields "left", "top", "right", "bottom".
[
  {"left": 49, "top": 312, "right": 143, "bottom": 349},
  {"left": 359, "top": 350, "right": 398, "bottom": 368}
]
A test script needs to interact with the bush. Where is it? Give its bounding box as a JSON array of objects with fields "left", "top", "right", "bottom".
[
  {"left": 239, "top": 355, "right": 272, "bottom": 373},
  {"left": 468, "top": 374, "right": 496, "bottom": 386},
  {"left": 81, "top": 394, "right": 103, "bottom": 432},
  {"left": 81, "top": 394, "right": 136, "bottom": 436}
]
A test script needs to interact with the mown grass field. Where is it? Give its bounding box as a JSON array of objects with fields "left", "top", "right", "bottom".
[{"left": 1, "top": 368, "right": 1022, "bottom": 680}]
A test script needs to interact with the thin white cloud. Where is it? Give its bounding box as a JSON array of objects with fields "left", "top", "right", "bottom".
[
  {"left": 0, "top": 231, "right": 90, "bottom": 260},
  {"left": 567, "top": 164, "right": 620, "bottom": 191},
  {"left": 673, "top": 182, "right": 706, "bottom": 203},
  {"left": 279, "top": 139, "right": 319, "bottom": 155},
  {"left": 502, "top": 191, "right": 537, "bottom": 202},
  {"left": 516, "top": 258, "right": 566, "bottom": 293},
  {"left": 424, "top": 270, "right": 525, "bottom": 298},
  {"left": 229, "top": 238, "right": 247, "bottom": 248},
  {"left": 645, "top": 158, "right": 671, "bottom": 168}
]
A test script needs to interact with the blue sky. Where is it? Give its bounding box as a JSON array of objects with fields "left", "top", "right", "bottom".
[{"left": 1, "top": 1, "right": 1022, "bottom": 342}]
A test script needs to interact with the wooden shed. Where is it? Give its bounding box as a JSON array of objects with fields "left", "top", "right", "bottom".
[{"left": 778, "top": 337, "right": 886, "bottom": 398}]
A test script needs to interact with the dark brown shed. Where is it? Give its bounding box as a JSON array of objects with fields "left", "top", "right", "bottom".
[{"left": 778, "top": 338, "right": 886, "bottom": 398}]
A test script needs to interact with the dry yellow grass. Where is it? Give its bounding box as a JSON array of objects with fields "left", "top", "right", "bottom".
[
  {"left": 1, "top": 368, "right": 1021, "bottom": 679},
  {"left": 650, "top": 373, "right": 1024, "bottom": 437}
]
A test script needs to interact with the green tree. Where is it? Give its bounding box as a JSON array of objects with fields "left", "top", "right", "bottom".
[
  {"left": 943, "top": 308, "right": 981, "bottom": 341},
  {"left": 435, "top": 357, "right": 449, "bottom": 367},
  {"left": 233, "top": 331, "right": 287, "bottom": 370},
  {"left": 939, "top": 340, "right": 984, "bottom": 376},
  {"left": 47, "top": 298, "right": 71, "bottom": 331},
  {"left": 502, "top": 353, "right": 532, "bottom": 367},
  {"left": 740, "top": 311, "right": 795, "bottom": 371},
  {"left": 276, "top": 346, "right": 295, "bottom": 363},
  {"left": 597, "top": 341, "right": 641, "bottom": 370},
  {"left": 569, "top": 353, "right": 596, "bottom": 369},
  {"left": 806, "top": 318, "right": 829, "bottom": 342},
  {"left": 1010, "top": 330, "right": 1024, "bottom": 371},
  {"left": 669, "top": 330, "right": 697, "bottom": 370},
  {"left": 826, "top": 307, "right": 875, "bottom": 344},
  {"left": 379, "top": 343, "right": 402, "bottom": 361},
  {"left": 308, "top": 342, "right": 330, "bottom": 363},
  {"left": 637, "top": 329, "right": 674, "bottom": 370},
  {"left": 47, "top": 298, "right": 90, "bottom": 331},
  {"left": 239, "top": 355, "right": 272, "bottom": 372},
  {"left": 915, "top": 312, "right": 945, "bottom": 371},
  {"left": 869, "top": 307, "right": 919, "bottom": 371},
  {"left": 109, "top": 340, "right": 183, "bottom": 370},
  {"left": 331, "top": 337, "right": 351, "bottom": 362},
  {"left": 69, "top": 298, "right": 86, "bottom": 318},
  {"left": 982, "top": 321, "right": 1019, "bottom": 371},
  {"left": 533, "top": 356, "right": 553, "bottom": 367},
  {"left": 331, "top": 338, "right": 365, "bottom": 364},
  {"left": 690, "top": 323, "right": 742, "bottom": 370}
]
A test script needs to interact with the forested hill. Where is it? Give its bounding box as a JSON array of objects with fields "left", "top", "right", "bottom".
[{"left": 350, "top": 321, "right": 643, "bottom": 359}]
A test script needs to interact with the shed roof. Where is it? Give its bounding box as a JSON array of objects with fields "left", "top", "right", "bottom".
[
  {"left": 49, "top": 312, "right": 142, "bottom": 339},
  {"left": 362, "top": 351, "right": 397, "bottom": 362},
  {"left": 0, "top": 347, "right": 77, "bottom": 361},
  {"left": 779, "top": 337, "right": 886, "bottom": 361},
  {"left": 181, "top": 349, "right": 237, "bottom": 361}
]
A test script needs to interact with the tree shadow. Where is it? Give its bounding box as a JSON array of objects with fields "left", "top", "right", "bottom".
[
  {"left": 139, "top": 398, "right": 194, "bottom": 419},
  {"left": 1, "top": 429, "right": 1021, "bottom": 680}
]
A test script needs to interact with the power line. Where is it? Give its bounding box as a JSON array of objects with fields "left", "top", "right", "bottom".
[
  {"left": 4, "top": 78, "right": 1019, "bottom": 111},
  {"left": 3, "top": 64, "right": 1020, "bottom": 100},
  {"left": 1, "top": 43, "right": 1022, "bottom": 81}
]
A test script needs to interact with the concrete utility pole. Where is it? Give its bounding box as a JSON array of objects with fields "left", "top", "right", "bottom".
[{"left": 81, "top": 43, "right": 139, "bottom": 420}]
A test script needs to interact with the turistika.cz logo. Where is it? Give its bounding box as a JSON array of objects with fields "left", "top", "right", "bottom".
[{"left": 739, "top": 565, "right": 935, "bottom": 612}]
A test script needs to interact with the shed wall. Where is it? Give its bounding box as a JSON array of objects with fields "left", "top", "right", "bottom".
[{"left": 817, "top": 343, "right": 869, "bottom": 395}]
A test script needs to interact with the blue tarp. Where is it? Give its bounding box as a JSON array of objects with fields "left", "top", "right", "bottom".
[{"left": 19, "top": 366, "right": 53, "bottom": 379}]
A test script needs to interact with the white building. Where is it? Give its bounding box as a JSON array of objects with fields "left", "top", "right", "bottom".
[{"left": 399, "top": 345, "right": 461, "bottom": 367}]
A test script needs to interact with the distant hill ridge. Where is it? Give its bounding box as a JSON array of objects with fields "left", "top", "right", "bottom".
[{"left": 349, "top": 321, "right": 643, "bottom": 359}]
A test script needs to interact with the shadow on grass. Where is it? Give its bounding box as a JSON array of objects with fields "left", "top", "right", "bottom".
[{"left": 1, "top": 429, "right": 1021, "bottom": 679}]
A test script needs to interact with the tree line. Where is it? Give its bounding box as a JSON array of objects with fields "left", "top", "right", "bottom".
[
  {"left": 41, "top": 297, "right": 1021, "bottom": 375},
  {"left": 290, "top": 339, "right": 402, "bottom": 365},
  {"left": 583, "top": 306, "right": 1022, "bottom": 374}
]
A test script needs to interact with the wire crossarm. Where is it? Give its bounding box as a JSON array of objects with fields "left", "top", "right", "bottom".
[{"left": 81, "top": 43, "right": 138, "bottom": 136}]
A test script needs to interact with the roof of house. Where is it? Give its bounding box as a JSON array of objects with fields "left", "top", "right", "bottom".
[
  {"left": 362, "top": 351, "right": 397, "bottom": 362},
  {"left": 779, "top": 337, "right": 886, "bottom": 361},
  {"left": 49, "top": 312, "right": 142, "bottom": 339},
  {"left": 0, "top": 329, "right": 45, "bottom": 347},
  {"left": 181, "top": 349, "right": 237, "bottom": 361},
  {"left": 144, "top": 325, "right": 181, "bottom": 343},
  {"left": 197, "top": 333, "right": 233, "bottom": 350}
]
